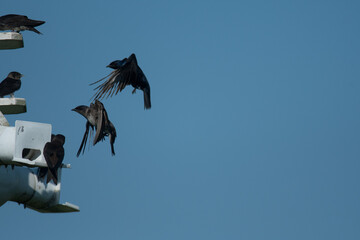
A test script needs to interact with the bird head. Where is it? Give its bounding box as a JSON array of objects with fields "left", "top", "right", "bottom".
[
  {"left": 8, "top": 71, "right": 23, "bottom": 80},
  {"left": 72, "top": 105, "right": 89, "bottom": 117},
  {"left": 107, "top": 58, "right": 128, "bottom": 69},
  {"left": 53, "top": 134, "right": 65, "bottom": 146}
]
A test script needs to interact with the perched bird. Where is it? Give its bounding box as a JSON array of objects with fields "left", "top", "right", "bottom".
[
  {"left": 0, "top": 71, "right": 22, "bottom": 98},
  {"left": 41, "top": 134, "right": 65, "bottom": 185},
  {"left": 0, "top": 14, "right": 45, "bottom": 34},
  {"left": 72, "top": 100, "right": 117, "bottom": 156},
  {"left": 90, "top": 53, "right": 151, "bottom": 109}
]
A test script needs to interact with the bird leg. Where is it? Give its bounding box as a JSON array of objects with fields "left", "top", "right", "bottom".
[
  {"left": 10, "top": 93, "right": 15, "bottom": 98},
  {"left": 132, "top": 88, "right": 136, "bottom": 94}
]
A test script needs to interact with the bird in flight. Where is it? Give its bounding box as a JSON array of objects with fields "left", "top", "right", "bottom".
[
  {"left": 72, "top": 100, "right": 117, "bottom": 156},
  {"left": 0, "top": 71, "right": 23, "bottom": 98},
  {"left": 90, "top": 53, "right": 151, "bottom": 109},
  {"left": 42, "top": 134, "right": 65, "bottom": 185},
  {"left": 0, "top": 14, "right": 45, "bottom": 34}
]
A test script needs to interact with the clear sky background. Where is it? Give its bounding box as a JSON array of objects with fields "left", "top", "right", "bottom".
[{"left": 1, "top": 0, "right": 360, "bottom": 239}]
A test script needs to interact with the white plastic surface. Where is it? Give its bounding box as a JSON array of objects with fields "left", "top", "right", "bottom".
[
  {"left": 28, "top": 202, "right": 80, "bottom": 213},
  {"left": 0, "top": 165, "right": 79, "bottom": 213},
  {"left": 0, "top": 126, "right": 16, "bottom": 164},
  {"left": 13, "top": 120, "right": 52, "bottom": 167},
  {"left": 0, "top": 120, "right": 51, "bottom": 167},
  {"left": 0, "top": 98, "right": 26, "bottom": 114},
  {"left": 0, "top": 32, "right": 24, "bottom": 49}
]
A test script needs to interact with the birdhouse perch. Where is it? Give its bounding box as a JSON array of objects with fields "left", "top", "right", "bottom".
[{"left": 0, "top": 32, "right": 24, "bottom": 49}]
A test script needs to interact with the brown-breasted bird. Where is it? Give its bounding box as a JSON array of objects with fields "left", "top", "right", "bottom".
[
  {"left": 0, "top": 71, "right": 23, "bottom": 98},
  {"left": 72, "top": 100, "right": 117, "bottom": 156},
  {"left": 90, "top": 53, "right": 151, "bottom": 109},
  {"left": 42, "top": 134, "right": 65, "bottom": 185}
]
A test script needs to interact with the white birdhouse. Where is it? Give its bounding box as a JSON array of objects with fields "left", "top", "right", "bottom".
[{"left": 0, "top": 99, "right": 79, "bottom": 213}]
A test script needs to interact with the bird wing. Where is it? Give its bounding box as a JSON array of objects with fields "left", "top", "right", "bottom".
[
  {"left": 44, "top": 143, "right": 58, "bottom": 169},
  {"left": 0, "top": 78, "right": 20, "bottom": 97},
  {"left": 0, "top": 14, "right": 28, "bottom": 25},
  {"left": 91, "top": 59, "right": 136, "bottom": 100},
  {"left": 91, "top": 69, "right": 123, "bottom": 99},
  {"left": 43, "top": 142, "right": 61, "bottom": 183},
  {"left": 92, "top": 100, "right": 117, "bottom": 155},
  {"left": 98, "top": 100, "right": 110, "bottom": 128},
  {"left": 54, "top": 146, "right": 65, "bottom": 170},
  {"left": 89, "top": 71, "right": 113, "bottom": 86},
  {"left": 1, "top": 14, "right": 44, "bottom": 27},
  {"left": 114, "top": 60, "right": 136, "bottom": 93},
  {"left": 77, "top": 121, "right": 93, "bottom": 157},
  {"left": 93, "top": 102, "right": 104, "bottom": 145},
  {"left": 109, "top": 121, "right": 117, "bottom": 156}
]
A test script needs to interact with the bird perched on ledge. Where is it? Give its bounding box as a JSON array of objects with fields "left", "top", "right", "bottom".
[
  {"left": 0, "top": 71, "right": 22, "bottom": 98},
  {"left": 72, "top": 100, "right": 117, "bottom": 156},
  {"left": 90, "top": 53, "right": 151, "bottom": 109},
  {"left": 41, "top": 134, "right": 65, "bottom": 185},
  {"left": 0, "top": 14, "right": 45, "bottom": 34}
]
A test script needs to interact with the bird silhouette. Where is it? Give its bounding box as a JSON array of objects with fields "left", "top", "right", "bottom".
[
  {"left": 72, "top": 100, "right": 117, "bottom": 156},
  {"left": 0, "top": 14, "right": 45, "bottom": 34},
  {"left": 42, "top": 134, "right": 65, "bottom": 185},
  {"left": 90, "top": 53, "right": 151, "bottom": 109},
  {"left": 0, "top": 71, "right": 22, "bottom": 98}
]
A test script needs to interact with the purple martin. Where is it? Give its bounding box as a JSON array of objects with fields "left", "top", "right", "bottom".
[
  {"left": 0, "top": 71, "right": 22, "bottom": 98},
  {"left": 0, "top": 14, "right": 45, "bottom": 34},
  {"left": 42, "top": 134, "right": 65, "bottom": 185},
  {"left": 72, "top": 100, "right": 117, "bottom": 156},
  {"left": 90, "top": 53, "right": 151, "bottom": 109}
]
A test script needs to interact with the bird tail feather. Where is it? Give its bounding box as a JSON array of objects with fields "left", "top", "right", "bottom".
[
  {"left": 111, "top": 142, "right": 115, "bottom": 156},
  {"left": 144, "top": 89, "right": 151, "bottom": 109},
  {"left": 29, "top": 27, "right": 42, "bottom": 34},
  {"left": 46, "top": 169, "right": 58, "bottom": 185}
]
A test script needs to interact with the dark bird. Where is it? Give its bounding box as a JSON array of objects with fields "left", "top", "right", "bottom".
[
  {"left": 42, "top": 134, "right": 65, "bottom": 185},
  {"left": 72, "top": 100, "right": 117, "bottom": 156},
  {"left": 90, "top": 53, "right": 151, "bottom": 109},
  {"left": 0, "top": 14, "right": 45, "bottom": 34},
  {"left": 0, "top": 71, "right": 22, "bottom": 98}
]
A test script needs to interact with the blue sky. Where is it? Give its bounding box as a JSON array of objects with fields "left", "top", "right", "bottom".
[{"left": 1, "top": 0, "right": 360, "bottom": 239}]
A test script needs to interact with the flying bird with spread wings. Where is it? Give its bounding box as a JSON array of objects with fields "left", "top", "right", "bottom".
[
  {"left": 72, "top": 100, "right": 117, "bottom": 156},
  {"left": 0, "top": 14, "right": 45, "bottom": 34},
  {"left": 90, "top": 53, "right": 151, "bottom": 109},
  {"left": 0, "top": 71, "right": 23, "bottom": 98},
  {"left": 41, "top": 134, "right": 65, "bottom": 185}
]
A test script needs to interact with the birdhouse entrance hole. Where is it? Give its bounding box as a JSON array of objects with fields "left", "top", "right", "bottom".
[{"left": 22, "top": 148, "right": 41, "bottom": 161}]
